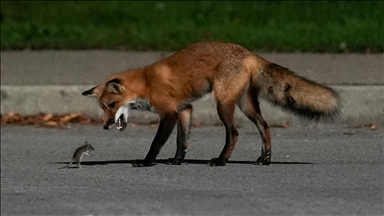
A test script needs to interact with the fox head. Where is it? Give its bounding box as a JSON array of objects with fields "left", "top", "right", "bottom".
[{"left": 82, "top": 78, "right": 136, "bottom": 131}]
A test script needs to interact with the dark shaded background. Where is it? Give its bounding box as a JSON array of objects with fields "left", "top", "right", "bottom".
[{"left": 1, "top": 1, "right": 383, "bottom": 52}]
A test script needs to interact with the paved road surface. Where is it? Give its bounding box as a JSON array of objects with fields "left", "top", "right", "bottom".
[{"left": 1, "top": 124, "right": 383, "bottom": 215}]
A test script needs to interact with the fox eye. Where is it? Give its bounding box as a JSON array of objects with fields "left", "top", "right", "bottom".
[{"left": 108, "top": 102, "right": 116, "bottom": 109}]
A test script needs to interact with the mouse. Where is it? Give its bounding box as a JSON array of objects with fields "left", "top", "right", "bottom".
[{"left": 59, "top": 141, "right": 95, "bottom": 169}]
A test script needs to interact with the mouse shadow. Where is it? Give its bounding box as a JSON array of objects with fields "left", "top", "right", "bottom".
[{"left": 53, "top": 159, "right": 314, "bottom": 167}]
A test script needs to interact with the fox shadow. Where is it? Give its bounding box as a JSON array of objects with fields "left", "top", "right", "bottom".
[{"left": 54, "top": 159, "right": 314, "bottom": 167}]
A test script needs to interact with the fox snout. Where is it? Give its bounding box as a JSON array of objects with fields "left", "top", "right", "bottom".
[{"left": 103, "top": 117, "right": 115, "bottom": 130}]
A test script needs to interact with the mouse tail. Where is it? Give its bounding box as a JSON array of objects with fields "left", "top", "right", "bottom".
[{"left": 58, "top": 161, "right": 73, "bottom": 169}]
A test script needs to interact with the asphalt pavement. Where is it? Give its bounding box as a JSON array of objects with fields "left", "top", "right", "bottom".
[
  {"left": 1, "top": 124, "right": 383, "bottom": 215},
  {"left": 0, "top": 50, "right": 383, "bottom": 215}
]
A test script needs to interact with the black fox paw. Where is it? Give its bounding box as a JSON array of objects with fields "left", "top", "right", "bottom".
[
  {"left": 167, "top": 158, "right": 183, "bottom": 165},
  {"left": 209, "top": 158, "right": 226, "bottom": 166},
  {"left": 256, "top": 156, "right": 271, "bottom": 165},
  {"left": 132, "top": 160, "right": 153, "bottom": 167}
]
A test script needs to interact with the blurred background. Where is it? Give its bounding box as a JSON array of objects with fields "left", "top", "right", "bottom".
[
  {"left": 1, "top": 1, "right": 383, "bottom": 52},
  {"left": 1, "top": 1, "right": 383, "bottom": 127}
]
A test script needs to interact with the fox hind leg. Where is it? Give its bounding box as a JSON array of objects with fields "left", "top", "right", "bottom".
[
  {"left": 210, "top": 100, "right": 239, "bottom": 166},
  {"left": 237, "top": 89, "right": 272, "bottom": 165}
]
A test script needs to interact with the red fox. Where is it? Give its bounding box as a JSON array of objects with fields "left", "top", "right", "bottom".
[{"left": 82, "top": 42, "right": 341, "bottom": 167}]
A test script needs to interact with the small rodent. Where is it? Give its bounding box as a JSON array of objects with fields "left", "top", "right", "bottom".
[{"left": 59, "top": 141, "right": 95, "bottom": 169}]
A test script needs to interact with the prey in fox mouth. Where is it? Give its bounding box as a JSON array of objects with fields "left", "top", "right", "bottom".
[
  {"left": 102, "top": 102, "right": 130, "bottom": 131},
  {"left": 115, "top": 115, "right": 125, "bottom": 131},
  {"left": 114, "top": 102, "right": 130, "bottom": 131},
  {"left": 105, "top": 113, "right": 126, "bottom": 131},
  {"left": 103, "top": 100, "right": 155, "bottom": 131}
]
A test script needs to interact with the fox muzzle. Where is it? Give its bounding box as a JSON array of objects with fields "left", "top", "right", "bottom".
[{"left": 103, "top": 117, "right": 115, "bottom": 130}]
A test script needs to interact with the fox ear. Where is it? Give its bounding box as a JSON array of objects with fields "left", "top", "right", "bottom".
[
  {"left": 106, "top": 78, "right": 125, "bottom": 94},
  {"left": 82, "top": 85, "right": 99, "bottom": 97}
]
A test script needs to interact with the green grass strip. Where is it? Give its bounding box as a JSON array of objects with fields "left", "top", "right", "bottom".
[{"left": 1, "top": 1, "right": 383, "bottom": 52}]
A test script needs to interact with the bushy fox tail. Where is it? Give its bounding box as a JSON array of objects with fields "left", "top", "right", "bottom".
[{"left": 255, "top": 63, "right": 341, "bottom": 120}]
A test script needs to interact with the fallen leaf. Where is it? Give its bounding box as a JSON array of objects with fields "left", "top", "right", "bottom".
[
  {"left": 43, "top": 114, "right": 54, "bottom": 122},
  {"left": 270, "top": 122, "right": 290, "bottom": 128},
  {"left": 45, "top": 121, "right": 59, "bottom": 127},
  {"left": 1, "top": 112, "right": 103, "bottom": 128},
  {"left": 192, "top": 122, "right": 202, "bottom": 127}
]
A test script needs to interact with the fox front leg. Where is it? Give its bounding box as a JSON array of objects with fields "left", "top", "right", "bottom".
[
  {"left": 168, "top": 104, "right": 193, "bottom": 165},
  {"left": 132, "top": 112, "right": 178, "bottom": 167}
]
